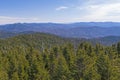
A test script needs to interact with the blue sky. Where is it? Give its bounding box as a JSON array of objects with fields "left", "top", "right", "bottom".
[{"left": 0, "top": 0, "right": 120, "bottom": 24}]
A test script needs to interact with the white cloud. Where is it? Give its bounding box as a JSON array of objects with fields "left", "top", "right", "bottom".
[
  {"left": 1, "top": 0, "right": 120, "bottom": 23},
  {"left": 0, "top": 16, "right": 42, "bottom": 24},
  {"left": 75, "top": 2, "right": 120, "bottom": 22},
  {"left": 56, "top": 6, "right": 68, "bottom": 11}
]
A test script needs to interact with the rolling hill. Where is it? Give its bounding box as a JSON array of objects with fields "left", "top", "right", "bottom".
[
  {"left": 0, "top": 32, "right": 120, "bottom": 46},
  {"left": 0, "top": 22, "right": 120, "bottom": 38}
]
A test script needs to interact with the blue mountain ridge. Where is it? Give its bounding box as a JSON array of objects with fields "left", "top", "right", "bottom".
[{"left": 0, "top": 22, "right": 120, "bottom": 38}]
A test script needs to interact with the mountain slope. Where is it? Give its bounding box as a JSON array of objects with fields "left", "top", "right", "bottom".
[
  {"left": 90, "top": 36, "right": 120, "bottom": 45},
  {"left": 0, "top": 32, "right": 120, "bottom": 46},
  {"left": 0, "top": 32, "right": 120, "bottom": 80},
  {"left": 0, "top": 31, "right": 16, "bottom": 38},
  {"left": 0, "top": 22, "right": 120, "bottom": 38},
  {"left": 0, "top": 33, "right": 69, "bottom": 50}
]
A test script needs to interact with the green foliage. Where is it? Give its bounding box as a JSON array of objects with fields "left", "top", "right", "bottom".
[{"left": 0, "top": 33, "right": 120, "bottom": 80}]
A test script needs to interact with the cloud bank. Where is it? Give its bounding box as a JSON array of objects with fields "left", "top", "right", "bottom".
[
  {"left": 56, "top": 6, "right": 68, "bottom": 11},
  {"left": 0, "top": 16, "right": 41, "bottom": 24}
]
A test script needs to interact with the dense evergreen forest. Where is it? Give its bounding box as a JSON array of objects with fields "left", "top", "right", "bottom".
[{"left": 0, "top": 33, "right": 120, "bottom": 80}]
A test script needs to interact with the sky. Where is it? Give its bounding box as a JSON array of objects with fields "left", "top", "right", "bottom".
[{"left": 0, "top": 0, "right": 120, "bottom": 24}]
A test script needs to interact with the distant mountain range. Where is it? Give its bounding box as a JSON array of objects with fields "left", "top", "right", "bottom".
[{"left": 0, "top": 22, "right": 120, "bottom": 38}]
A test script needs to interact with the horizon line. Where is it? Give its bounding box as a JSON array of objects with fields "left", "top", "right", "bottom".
[{"left": 1, "top": 21, "right": 120, "bottom": 25}]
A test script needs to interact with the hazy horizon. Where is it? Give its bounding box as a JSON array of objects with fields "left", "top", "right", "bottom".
[{"left": 0, "top": 0, "right": 120, "bottom": 24}]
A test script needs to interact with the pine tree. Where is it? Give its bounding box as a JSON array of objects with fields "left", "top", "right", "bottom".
[
  {"left": 96, "top": 52, "right": 112, "bottom": 80},
  {"left": 117, "top": 42, "right": 120, "bottom": 57}
]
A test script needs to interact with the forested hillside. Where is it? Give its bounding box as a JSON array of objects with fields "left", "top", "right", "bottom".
[
  {"left": 0, "top": 33, "right": 120, "bottom": 80},
  {"left": 1, "top": 31, "right": 120, "bottom": 46},
  {"left": 0, "top": 31, "right": 16, "bottom": 38}
]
